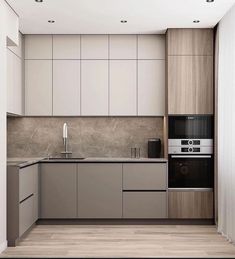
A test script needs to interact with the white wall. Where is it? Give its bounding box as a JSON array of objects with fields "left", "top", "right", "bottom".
[
  {"left": 0, "top": 0, "right": 18, "bottom": 253},
  {"left": 217, "top": 3, "right": 235, "bottom": 243}
]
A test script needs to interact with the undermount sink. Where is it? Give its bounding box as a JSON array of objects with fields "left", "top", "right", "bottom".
[{"left": 45, "top": 157, "right": 85, "bottom": 160}]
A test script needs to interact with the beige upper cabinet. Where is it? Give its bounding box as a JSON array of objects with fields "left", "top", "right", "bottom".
[
  {"left": 167, "top": 29, "right": 214, "bottom": 56},
  {"left": 53, "top": 60, "right": 80, "bottom": 116},
  {"left": 109, "top": 35, "right": 137, "bottom": 59},
  {"left": 138, "top": 35, "right": 165, "bottom": 59},
  {"left": 53, "top": 35, "right": 81, "bottom": 59},
  {"left": 81, "top": 35, "right": 108, "bottom": 59},
  {"left": 25, "top": 35, "right": 52, "bottom": 59},
  {"left": 25, "top": 60, "right": 52, "bottom": 116},
  {"left": 110, "top": 60, "right": 137, "bottom": 116},
  {"left": 81, "top": 60, "right": 109, "bottom": 116},
  {"left": 138, "top": 60, "right": 165, "bottom": 116}
]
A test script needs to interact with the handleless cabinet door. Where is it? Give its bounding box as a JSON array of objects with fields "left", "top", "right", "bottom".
[
  {"left": 40, "top": 163, "right": 77, "bottom": 218},
  {"left": 53, "top": 35, "right": 81, "bottom": 59},
  {"left": 25, "top": 60, "right": 52, "bottom": 116},
  {"left": 81, "top": 35, "right": 108, "bottom": 59},
  {"left": 138, "top": 60, "right": 165, "bottom": 116},
  {"left": 53, "top": 60, "right": 80, "bottom": 116},
  {"left": 77, "top": 163, "right": 122, "bottom": 218},
  {"left": 81, "top": 60, "right": 108, "bottom": 116},
  {"left": 110, "top": 60, "right": 137, "bottom": 115}
]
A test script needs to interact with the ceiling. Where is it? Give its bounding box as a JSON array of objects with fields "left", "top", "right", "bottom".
[{"left": 7, "top": 0, "right": 235, "bottom": 34}]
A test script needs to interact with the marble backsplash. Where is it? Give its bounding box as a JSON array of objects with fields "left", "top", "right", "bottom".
[{"left": 7, "top": 117, "right": 163, "bottom": 158}]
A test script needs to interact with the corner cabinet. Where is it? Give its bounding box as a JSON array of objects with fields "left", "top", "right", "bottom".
[{"left": 167, "top": 29, "right": 214, "bottom": 115}]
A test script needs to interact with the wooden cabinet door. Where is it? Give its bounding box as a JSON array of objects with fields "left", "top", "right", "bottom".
[
  {"left": 168, "top": 190, "right": 213, "bottom": 219},
  {"left": 110, "top": 60, "right": 137, "bottom": 115},
  {"left": 168, "top": 56, "right": 213, "bottom": 114},
  {"left": 77, "top": 163, "right": 122, "bottom": 218},
  {"left": 40, "top": 163, "right": 77, "bottom": 218},
  {"left": 53, "top": 60, "right": 80, "bottom": 116},
  {"left": 25, "top": 60, "right": 52, "bottom": 116},
  {"left": 81, "top": 60, "right": 109, "bottom": 116},
  {"left": 138, "top": 60, "right": 165, "bottom": 116}
]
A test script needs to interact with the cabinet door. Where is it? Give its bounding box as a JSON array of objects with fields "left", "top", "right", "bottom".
[
  {"left": 81, "top": 60, "right": 108, "bottom": 115},
  {"left": 138, "top": 35, "right": 165, "bottom": 59},
  {"left": 19, "top": 195, "right": 34, "bottom": 236},
  {"left": 110, "top": 60, "right": 137, "bottom": 115},
  {"left": 81, "top": 35, "right": 108, "bottom": 59},
  {"left": 167, "top": 29, "right": 213, "bottom": 56},
  {"left": 168, "top": 190, "right": 213, "bottom": 219},
  {"left": 77, "top": 163, "right": 122, "bottom": 218},
  {"left": 109, "top": 35, "right": 137, "bottom": 59},
  {"left": 40, "top": 163, "right": 77, "bottom": 218},
  {"left": 25, "top": 35, "right": 52, "bottom": 59},
  {"left": 53, "top": 35, "right": 80, "bottom": 59},
  {"left": 25, "top": 60, "right": 52, "bottom": 116},
  {"left": 168, "top": 56, "right": 213, "bottom": 114},
  {"left": 138, "top": 60, "right": 165, "bottom": 116},
  {"left": 7, "top": 49, "right": 14, "bottom": 113},
  {"left": 53, "top": 60, "right": 80, "bottom": 116}
]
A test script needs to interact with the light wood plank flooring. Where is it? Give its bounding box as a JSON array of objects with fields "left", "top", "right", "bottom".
[{"left": 1, "top": 225, "right": 235, "bottom": 258}]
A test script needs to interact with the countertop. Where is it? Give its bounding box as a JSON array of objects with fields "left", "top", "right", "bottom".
[{"left": 7, "top": 157, "right": 167, "bottom": 168}]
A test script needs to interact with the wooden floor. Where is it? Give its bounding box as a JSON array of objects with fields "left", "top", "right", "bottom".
[{"left": 1, "top": 225, "right": 235, "bottom": 258}]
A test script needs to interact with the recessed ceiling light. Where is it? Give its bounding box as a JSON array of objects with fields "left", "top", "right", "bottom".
[
  {"left": 206, "top": 0, "right": 214, "bottom": 2},
  {"left": 193, "top": 20, "right": 200, "bottom": 23},
  {"left": 35, "top": 0, "right": 43, "bottom": 2},
  {"left": 48, "top": 20, "right": 55, "bottom": 23},
  {"left": 120, "top": 20, "right": 127, "bottom": 23}
]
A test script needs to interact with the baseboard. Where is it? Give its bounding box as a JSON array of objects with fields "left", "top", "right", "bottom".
[{"left": 0, "top": 240, "right": 7, "bottom": 254}]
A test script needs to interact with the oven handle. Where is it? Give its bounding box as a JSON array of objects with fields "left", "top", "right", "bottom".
[{"left": 170, "top": 155, "right": 212, "bottom": 158}]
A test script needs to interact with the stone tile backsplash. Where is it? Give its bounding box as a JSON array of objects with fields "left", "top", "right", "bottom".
[{"left": 7, "top": 117, "right": 163, "bottom": 158}]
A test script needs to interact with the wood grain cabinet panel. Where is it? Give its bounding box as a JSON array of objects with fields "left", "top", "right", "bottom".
[
  {"left": 168, "top": 191, "right": 214, "bottom": 219},
  {"left": 77, "top": 163, "right": 122, "bottom": 218},
  {"left": 167, "top": 29, "right": 214, "bottom": 55},
  {"left": 168, "top": 56, "right": 213, "bottom": 114}
]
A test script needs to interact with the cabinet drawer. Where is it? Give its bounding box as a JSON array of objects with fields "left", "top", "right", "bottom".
[
  {"left": 123, "top": 163, "right": 167, "bottom": 190},
  {"left": 19, "top": 164, "right": 37, "bottom": 202},
  {"left": 123, "top": 192, "right": 167, "bottom": 218},
  {"left": 19, "top": 195, "right": 34, "bottom": 236}
]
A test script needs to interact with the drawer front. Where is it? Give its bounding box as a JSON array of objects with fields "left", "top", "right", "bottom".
[
  {"left": 19, "top": 195, "right": 34, "bottom": 236},
  {"left": 123, "top": 163, "right": 167, "bottom": 190},
  {"left": 19, "top": 164, "right": 38, "bottom": 202},
  {"left": 123, "top": 192, "right": 167, "bottom": 218}
]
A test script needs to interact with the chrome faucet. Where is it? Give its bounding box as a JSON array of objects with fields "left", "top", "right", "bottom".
[{"left": 61, "top": 123, "right": 72, "bottom": 157}]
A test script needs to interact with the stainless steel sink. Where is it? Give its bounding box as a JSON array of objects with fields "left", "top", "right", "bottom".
[{"left": 44, "top": 157, "right": 85, "bottom": 160}]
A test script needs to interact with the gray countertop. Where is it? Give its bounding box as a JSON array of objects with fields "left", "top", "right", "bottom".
[{"left": 7, "top": 157, "right": 167, "bottom": 168}]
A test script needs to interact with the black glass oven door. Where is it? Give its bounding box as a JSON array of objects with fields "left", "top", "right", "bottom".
[{"left": 168, "top": 155, "right": 214, "bottom": 188}]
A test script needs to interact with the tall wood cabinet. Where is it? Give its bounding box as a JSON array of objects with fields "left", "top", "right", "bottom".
[{"left": 167, "top": 29, "right": 214, "bottom": 115}]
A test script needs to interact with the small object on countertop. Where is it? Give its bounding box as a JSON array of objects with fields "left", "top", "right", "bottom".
[
  {"left": 148, "top": 138, "right": 161, "bottom": 158},
  {"left": 131, "top": 147, "right": 141, "bottom": 158}
]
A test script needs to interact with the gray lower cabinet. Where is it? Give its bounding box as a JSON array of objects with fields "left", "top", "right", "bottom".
[
  {"left": 123, "top": 192, "right": 167, "bottom": 218},
  {"left": 77, "top": 163, "right": 122, "bottom": 218},
  {"left": 40, "top": 163, "right": 77, "bottom": 218}
]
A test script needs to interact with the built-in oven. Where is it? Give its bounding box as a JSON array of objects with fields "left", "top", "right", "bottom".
[{"left": 168, "top": 154, "right": 214, "bottom": 188}]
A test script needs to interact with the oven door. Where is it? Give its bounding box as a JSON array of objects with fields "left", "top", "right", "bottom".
[
  {"left": 168, "top": 155, "right": 214, "bottom": 188},
  {"left": 168, "top": 116, "right": 213, "bottom": 139}
]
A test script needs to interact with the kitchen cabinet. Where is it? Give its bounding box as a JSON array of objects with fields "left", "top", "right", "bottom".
[
  {"left": 77, "top": 163, "right": 122, "bottom": 218},
  {"left": 110, "top": 60, "right": 137, "bottom": 115},
  {"left": 168, "top": 190, "right": 213, "bottom": 219},
  {"left": 25, "top": 60, "right": 52, "bottom": 116},
  {"left": 40, "top": 163, "right": 77, "bottom": 218},
  {"left": 168, "top": 56, "right": 213, "bottom": 114},
  {"left": 167, "top": 29, "right": 214, "bottom": 56},
  {"left": 8, "top": 32, "right": 23, "bottom": 58},
  {"left": 138, "top": 35, "right": 165, "bottom": 59},
  {"left": 7, "top": 164, "right": 38, "bottom": 246},
  {"left": 24, "top": 35, "right": 52, "bottom": 59},
  {"left": 81, "top": 35, "right": 108, "bottom": 59},
  {"left": 138, "top": 60, "right": 165, "bottom": 116},
  {"left": 123, "top": 192, "right": 167, "bottom": 218},
  {"left": 81, "top": 60, "right": 109, "bottom": 116},
  {"left": 109, "top": 35, "right": 137, "bottom": 59},
  {"left": 53, "top": 60, "right": 80, "bottom": 116},
  {"left": 53, "top": 35, "right": 81, "bottom": 59},
  {"left": 7, "top": 49, "right": 22, "bottom": 115}
]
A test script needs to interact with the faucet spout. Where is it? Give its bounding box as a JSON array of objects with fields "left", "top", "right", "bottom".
[{"left": 61, "top": 123, "right": 72, "bottom": 157}]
